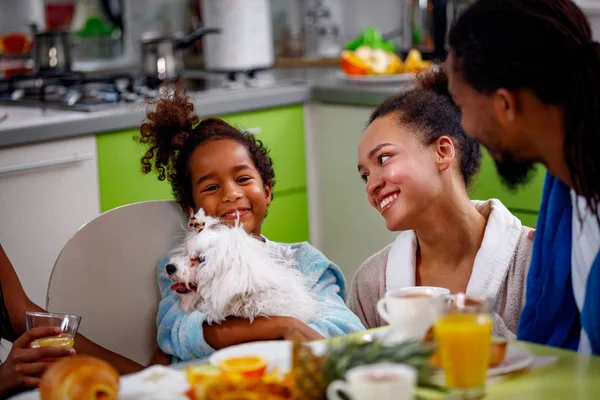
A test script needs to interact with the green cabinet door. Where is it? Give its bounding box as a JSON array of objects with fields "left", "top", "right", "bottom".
[
  {"left": 97, "top": 128, "right": 173, "bottom": 212},
  {"left": 511, "top": 211, "right": 538, "bottom": 228},
  {"left": 469, "top": 149, "right": 546, "bottom": 215},
  {"left": 261, "top": 190, "right": 309, "bottom": 243}
]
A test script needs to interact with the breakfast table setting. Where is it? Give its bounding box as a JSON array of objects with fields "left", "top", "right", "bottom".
[{"left": 10, "top": 293, "right": 600, "bottom": 400}]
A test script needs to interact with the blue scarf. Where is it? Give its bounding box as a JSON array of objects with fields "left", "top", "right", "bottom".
[{"left": 517, "top": 173, "right": 600, "bottom": 354}]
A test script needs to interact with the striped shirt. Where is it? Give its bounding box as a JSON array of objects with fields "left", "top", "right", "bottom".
[{"left": 571, "top": 190, "right": 600, "bottom": 354}]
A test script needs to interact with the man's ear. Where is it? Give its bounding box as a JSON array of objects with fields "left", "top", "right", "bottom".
[{"left": 494, "top": 88, "right": 518, "bottom": 123}]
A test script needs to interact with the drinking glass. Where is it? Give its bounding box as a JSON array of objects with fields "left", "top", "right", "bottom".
[
  {"left": 25, "top": 311, "right": 81, "bottom": 349},
  {"left": 434, "top": 294, "right": 492, "bottom": 399}
]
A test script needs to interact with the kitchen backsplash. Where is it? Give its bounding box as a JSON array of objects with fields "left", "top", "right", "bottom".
[{"left": 271, "top": 0, "right": 403, "bottom": 54}]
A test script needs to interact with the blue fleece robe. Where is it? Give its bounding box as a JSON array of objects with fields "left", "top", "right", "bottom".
[
  {"left": 156, "top": 241, "right": 366, "bottom": 363},
  {"left": 517, "top": 173, "right": 600, "bottom": 354}
]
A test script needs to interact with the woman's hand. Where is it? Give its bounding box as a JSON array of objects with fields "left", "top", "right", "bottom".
[{"left": 0, "top": 327, "right": 75, "bottom": 395}]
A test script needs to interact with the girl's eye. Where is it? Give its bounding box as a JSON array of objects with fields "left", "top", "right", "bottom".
[
  {"left": 203, "top": 185, "right": 218, "bottom": 192},
  {"left": 237, "top": 177, "right": 251, "bottom": 183},
  {"left": 378, "top": 155, "right": 390, "bottom": 165},
  {"left": 360, "top": 173, "right": 369, "bottom": 183}
]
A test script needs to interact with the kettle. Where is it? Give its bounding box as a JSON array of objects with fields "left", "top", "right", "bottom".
[
  {"left": 201, "top": 0, "right": 275, "bottom": 73},
  {"left": 397, "top": 0, "right": 473, "bottom": 58},
  {"left": 140, "top": 26, "right": 220, "bottom": 86}
]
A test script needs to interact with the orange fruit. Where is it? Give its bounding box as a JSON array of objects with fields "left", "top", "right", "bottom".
[
  {"left": 218, "top": 356, "right": 268, "bottom": 379},
  {"left": 340, "top": 50, "right": 369, "bottom": 75},
  {"left": 186, "top": 364, "right": 221, "bottom": 385}
]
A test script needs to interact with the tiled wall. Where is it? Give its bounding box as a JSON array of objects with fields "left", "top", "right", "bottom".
[{"left": 271, "top": 0, "right": 404, "bottom": 48}]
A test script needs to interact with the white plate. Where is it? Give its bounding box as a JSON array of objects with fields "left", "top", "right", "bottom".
[
  {"left": 9, "top": 366, "right": 190, "bottom": 400},
  {"left": 336, "top": 71, "right": 416, "bottom": 83},
  {"left": 369, "top": 328, "right": 534, "bottom": 377},
  {"left": 487, "top": 345, "right": 534, "bottom": 377},
  {"left": 209, "top": 340, "right": 327, "bottom": 375}
]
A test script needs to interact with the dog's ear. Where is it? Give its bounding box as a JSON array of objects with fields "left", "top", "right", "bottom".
[{"left": 188, "top": 216, "right": 206, "bottom": 233}]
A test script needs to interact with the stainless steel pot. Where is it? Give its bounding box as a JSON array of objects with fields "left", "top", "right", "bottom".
[
  {"left": 30, "top": 24, "right": 73, "bottom": 73},
  {"left": 141, "top": 27, "right": 220, "bottom": 84}
]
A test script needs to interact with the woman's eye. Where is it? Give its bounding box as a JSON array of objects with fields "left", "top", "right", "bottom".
[
  {"left": 360, "top": 173, "right": 369, "bottom": 183},
  {"left": 378, "top": 155, "right": 390, "bottom": 165}
]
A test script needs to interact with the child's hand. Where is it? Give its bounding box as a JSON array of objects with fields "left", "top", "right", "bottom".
[{"left": 280, "top": 318, "right": 324, "bottom": 342}]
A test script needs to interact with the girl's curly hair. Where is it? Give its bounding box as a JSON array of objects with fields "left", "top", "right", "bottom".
[{"left": 137, "top": 84, "right": 275, "bottom": 210}]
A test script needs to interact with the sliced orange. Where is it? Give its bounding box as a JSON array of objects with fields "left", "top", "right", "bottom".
[
  {"left": 218, "top": 356, "right": 268, "bottom": 379},
  {"left": 186, "top": 364, "right": 222, "bottom": 385},
  {"left": 340, "top": 50, "right": 369, "bottom": 75}
]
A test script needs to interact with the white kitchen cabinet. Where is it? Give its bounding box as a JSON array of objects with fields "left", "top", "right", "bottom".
[
  {"left": 305, "top": 103, "right": 397, "bottom": 282},
  {"left": 0, "top": 136, "right": 100, "bottom": 307}
]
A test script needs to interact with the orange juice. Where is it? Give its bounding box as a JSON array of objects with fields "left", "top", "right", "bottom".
[
  {"left": 30, "top": 334, "right": 74, "bottom": 349},
  {"left": 434, "top": 313, "right": 492, "bottom": 389}
]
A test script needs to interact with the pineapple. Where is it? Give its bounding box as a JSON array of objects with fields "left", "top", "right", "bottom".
[
  {"left": 291, "top": 337, "right": 440, "bottom": 399},
  {"left": 291, "top": 341, "right": 327, "bottom": 400},
  {"left": 323, "top": 338, "right": 438, "bottom": 388}
]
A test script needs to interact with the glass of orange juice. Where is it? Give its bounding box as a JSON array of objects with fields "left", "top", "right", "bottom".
[
  {"left": 434, "top": 294, "right": 492, "bottom": 399},
  {"left": 25, "top": 311, "right": 81, "bottom": 349}
]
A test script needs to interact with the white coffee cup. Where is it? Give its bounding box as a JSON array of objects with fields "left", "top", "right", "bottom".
[
  {"left": 376, "top": 286, "right": 449, "bottom": 342},
  {"left": 326, "top": 363, "right": 416, "bottom": 400}
]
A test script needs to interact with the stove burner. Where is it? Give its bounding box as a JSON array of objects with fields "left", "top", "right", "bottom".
[{"left": 0, "top": 71, "right": 152, "bottom": 112}]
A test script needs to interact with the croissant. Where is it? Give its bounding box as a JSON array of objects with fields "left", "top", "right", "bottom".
[{"left": 39, "top": 355, "right": 120, "bottom": 400}]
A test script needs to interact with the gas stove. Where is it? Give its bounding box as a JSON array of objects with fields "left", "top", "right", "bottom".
[
  {"left": 0, "top": 71, "right": 162, "bottom": 112},
  {"left": 0, "top": 70, "right": 302, "bottom": 112}
]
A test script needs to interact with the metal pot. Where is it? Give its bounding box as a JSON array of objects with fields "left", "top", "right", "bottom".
[
  {"left": 30, "top": 24, "right": 73, "bottom": 73},
  {"left": 141, "top": 27, "right": 220, "bottom": 84}
]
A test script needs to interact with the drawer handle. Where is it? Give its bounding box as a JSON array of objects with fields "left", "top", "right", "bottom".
[
  {"left": 246, "top": 127, "right": 262, "bottom": 135},
  {"left": 0, "top": 153, "right": 94, "bottom": 176}
]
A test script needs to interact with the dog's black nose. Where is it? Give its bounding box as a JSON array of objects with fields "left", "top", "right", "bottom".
[{"left": 166, "top": 264, "right": 177, "bottom": 275}]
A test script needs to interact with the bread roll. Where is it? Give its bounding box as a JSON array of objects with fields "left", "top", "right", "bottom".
[{"left": 39, "top": 355, "right": 119, "bottom": 400}]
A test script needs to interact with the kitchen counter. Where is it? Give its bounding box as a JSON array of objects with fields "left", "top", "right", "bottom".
[{"left": 0, "top": 68, "right": 410, "bottom": 148}]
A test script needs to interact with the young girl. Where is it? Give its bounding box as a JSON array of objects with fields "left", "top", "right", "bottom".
[
  {"left": 139, "top": 87, "right": 365, "bottom": 363},
  {"left": 350, "top": 67, "right": 534, "bottom": 339}
]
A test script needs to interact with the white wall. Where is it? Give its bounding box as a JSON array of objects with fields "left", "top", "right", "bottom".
[{"left": 576, "top": 1, "right": 600, "bottom": 41}]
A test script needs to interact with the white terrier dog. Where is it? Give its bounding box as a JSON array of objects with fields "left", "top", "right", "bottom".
[{"left": 165, "top": 209, "right": 319, "bottom": 324}]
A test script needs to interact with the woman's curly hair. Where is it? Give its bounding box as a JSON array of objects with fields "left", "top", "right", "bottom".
[
  {"left": 369, "top": 65, "right": 482, "bottom": 187},
  {"left": 137, "top": 84, "right": 275, "bottom": 210}
]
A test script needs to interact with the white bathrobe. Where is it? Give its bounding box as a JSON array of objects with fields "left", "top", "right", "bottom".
[{"left": 349, "top": 199, "right": 534, "bottom": 339}]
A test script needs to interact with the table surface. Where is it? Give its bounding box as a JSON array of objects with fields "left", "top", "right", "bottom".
[
  {"left": 179, "top": 329, "right": 600, "bottom": 399},
  {"left": 11, "top": 330, "right": 599, "bottom": 399},
  {"left": 416, "top": 340, "right": 600, "bottom": 400}
]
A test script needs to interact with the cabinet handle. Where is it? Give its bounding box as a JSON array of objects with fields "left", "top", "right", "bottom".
[
  {"left": 246, "top": 127, "right": 262, "bottom": 135},
  {"left": 0, "top": 153, "right": 94, "bottom": 176}
]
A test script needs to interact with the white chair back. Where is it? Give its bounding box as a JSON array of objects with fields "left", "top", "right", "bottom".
[{"left": 47, "top": 200, "right": 188, "bottom": 366}]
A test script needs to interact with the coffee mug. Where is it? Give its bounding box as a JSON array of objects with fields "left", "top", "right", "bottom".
[
  {"left": 326, "top": 363, "right": 416, "bottom": 400},
  {"left": 376, "top": 286, "right": 449, "bottom": 342}
]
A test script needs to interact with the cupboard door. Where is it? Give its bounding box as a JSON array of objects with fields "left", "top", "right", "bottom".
[
  {"left": 97, "top": 129, "right": 173, "bottom": 212},
  {"left": 468, "top": 149, "right": 546, "bottom": 213},
  {"left": 0, "top": 136, "right": 100, "bottom": 306},
  {"left": 261, "top": 191, "right": 309, "bottom": 243}
]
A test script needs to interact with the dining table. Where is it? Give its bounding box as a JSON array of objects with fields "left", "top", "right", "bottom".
[
  {"left": 182, "top": 328, "right": 600, "bottom": 400},
  {"left": 413, "top": 341, "right": 600, "bottom": 400},
  {"left": 9, "top": 329, "right": 600, "bottom": 400}
]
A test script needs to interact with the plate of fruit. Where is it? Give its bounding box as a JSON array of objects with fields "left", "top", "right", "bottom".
[{"left": 338, "top": 28, "right": 431, "bottom": 82}]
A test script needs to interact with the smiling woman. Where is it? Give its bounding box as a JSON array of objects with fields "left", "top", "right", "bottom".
[{"left": 349, "top": 67, "right": 534, "bottom": 340}]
